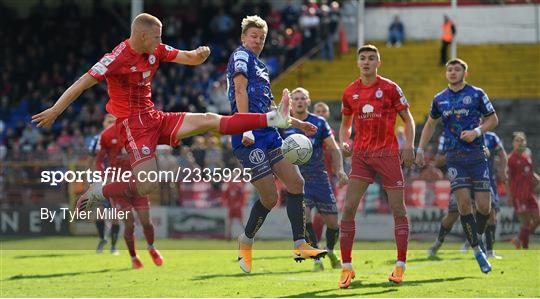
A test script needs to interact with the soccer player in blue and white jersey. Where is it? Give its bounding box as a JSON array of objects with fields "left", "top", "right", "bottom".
[
  {"left": 280, "top": 88, "right": 348, "bottom": 272},
  {"left": 416, "top": 58, "right": 498, "bottom": 273},
  {"left": 428, "top": 130, "right": 508, "bottom": 259},
  {"left": 227, "top": 15, "right": 326, "bottom": 274}
]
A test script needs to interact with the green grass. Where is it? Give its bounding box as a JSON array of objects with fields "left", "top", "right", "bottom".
[{"left": 1, "top": 237, "right": 538, "bottom": 297}]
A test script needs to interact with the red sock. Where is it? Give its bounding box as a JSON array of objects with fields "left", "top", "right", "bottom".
[
  {"left": 218, "top": 113, "right": 267, "bottom": 135},
  {"left": 394, "top": 216, "right": 409, "bottom": 263},
  {"left": 143, "top": 224, "right": 155, "bottom": 246},
  {"left": 103, "top": 180, "right": 138, "bottom": 199},
  {"left": 340, "top": 220, "right": 355, "bottom": 264},
  {"left": 124, "top": 226, "right": 136, "bottom": 257},
  {"left": 313, "top": 213, "right": 324, "bottom": 241},
  {"left": 519, "top": 227, "right": 530, "bottom": 249}
]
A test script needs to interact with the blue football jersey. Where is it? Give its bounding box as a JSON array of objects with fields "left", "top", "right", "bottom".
[
  {"left": 227, "top": 46, "right": 276, "bottom": 149},
  {"left": 430, "top": 84, "right": 495, "bottom": 160},
  {"left": 279, "top": 113, "right": 332, "bottom": 180}
]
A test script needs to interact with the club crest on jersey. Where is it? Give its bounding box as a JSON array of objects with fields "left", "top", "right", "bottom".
[
  {"left": 141, "top": 145, "right": 151, "bottom": 156},
  {"left": 375, "top": 89, "right": 383, "bottom": 99},
  {"left": 352, "top": 94, "right": 359, "bottom": 101},
  {"left": 249, "top": 148, "right": 266, "bottom": 165},
  {"left": 463, "top": 96, "right": 472, "bottom": 105},
  {"left": 148, "top": 55, "right": 156, "bottom": 65},
  {"left": 362, "top": 104, "right": 374, "bottom": 113}
]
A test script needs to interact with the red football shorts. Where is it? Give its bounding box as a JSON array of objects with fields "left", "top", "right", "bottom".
[
  {"left": 513, "top": 195, "right": 539, "bottom": 214},
  {"left": 112, "top": 196, "right": 150, "bottom": 211},
  {"left": 350, "top": 153, "right": 404, "bottom": 189},
  {"left": 118, "top": 110, "right": 186, "bottom": 167}
]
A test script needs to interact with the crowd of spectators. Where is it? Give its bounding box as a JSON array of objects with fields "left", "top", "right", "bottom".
[{"left": 0, "top": 0, "right": 343, "bottom": 164}]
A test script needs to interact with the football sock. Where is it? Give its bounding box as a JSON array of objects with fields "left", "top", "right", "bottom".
[
  {"left": 143, "top": 224, "right": 155, "bottom": 246},
  {"left": 437, "top": 222, "right": 452, "bottom": 243},
  {"left": 218, "top": 113, "right": 268, "bottom": 135},
  {"left": 485, "top": 224, "right": 496, "bottom": 252},
  {"left": 519, "top": 227, "right": 530, "bottom": 249},
  {"left": 285, "top": 192, "right": 306, "bottom": 241},
  {"left": 305, "top": 222, "right": 319, "bottom": 248},
  {"left": 244, "top": 200, "right": 270, "bottom": 239},
  {"left": 475, "top": 211, "right": 489, "bottom": 235},
  {"left": 103, "top": 180, "right": 139, "bottom": 199},
  {"left": 110, "top": 223, "right": 120, "bottom": 247},
  {"left": 394, "top": 216, "right": 409, "bottom": 263},
  {"left": 312, "top": 213, "right": 324, "bottom": 240},
  {"left": 96, "top": 220, "right": 105, "bottom": 240},
  {"left": 340, "top": 220, "right": 355, "bottom": 264},
  {"left": 460, "top": 213, "right": 479, "bottom": 248},
  {"left": 326, "top": 227, "right": 339, "bottom": 251},
  {"left": 124, "top": 226, "right": 136, "bottom": 257}
]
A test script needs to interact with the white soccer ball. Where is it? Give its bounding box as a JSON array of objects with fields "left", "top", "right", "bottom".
[{"left": 281, "top": 134, "right": 313, "bottom": 165}]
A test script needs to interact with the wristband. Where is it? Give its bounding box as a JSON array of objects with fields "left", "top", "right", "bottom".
[
  {"left": 474, "top": 127, "right": 482, "bottom": 138},
  {"left": 416, "top": 148, "right": 424, "bottom": 155}
]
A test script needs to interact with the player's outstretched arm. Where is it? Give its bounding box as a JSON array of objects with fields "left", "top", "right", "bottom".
[
  {"left": 323, "top": 135, "right": 348, "bottom": 186},
  {"left": 172, "top": 46, "right": 211, "bottom": 65},
  {"left": 339, "top": 114, "right": 353, "bottom": 157},
  {"left": 31, "top": 73, "right": 98, "bottom": 128},
  {"left": 398, "top": 108, "right": 416, "bottom": 167},
  {"left": 416, "top": 116, "right": 440, "bottom": 167},
  {"left": 290, "top": 117, "right": 317, "bottom": 136}
]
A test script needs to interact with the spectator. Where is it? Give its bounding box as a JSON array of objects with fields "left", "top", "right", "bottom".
[
  {"left": 208, "top": 77, "right": 231, "bottom": 115},
  {"left": 387, "top": 15, "right": 405, "bottom": 48},
  {"left": 440, "top": 14, "right": 456, "bottom": 66},
  {"left": 299, "top": 6, "right": 320, "bottom": 55},
  {"left": 319, "top": 5, "right": 335, "bottom": 60},
  {"left": 282, "top": 0, "right": 300, "bottom": 28}
]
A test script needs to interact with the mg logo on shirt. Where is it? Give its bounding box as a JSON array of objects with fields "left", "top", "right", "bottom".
[{"left": 249, "top": 148, "right": 266, "bottom": 165}]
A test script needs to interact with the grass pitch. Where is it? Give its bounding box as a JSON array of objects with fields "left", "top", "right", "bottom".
[{"left": 1, "top": 237, "right": 538, "bottom": 297}]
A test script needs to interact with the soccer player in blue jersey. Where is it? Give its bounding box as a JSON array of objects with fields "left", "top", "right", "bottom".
[
  {"left": 416, "top": 58, "right": 498, "bottom": 273},
  {"left": 280, "top": 87, "right": 348, "bottom": 272},
  {"left": 428, "top": 130, "right": 508, "bottom": 259},
  {"left": 228, "top": 16, "right": 326, "bottom": 274}
]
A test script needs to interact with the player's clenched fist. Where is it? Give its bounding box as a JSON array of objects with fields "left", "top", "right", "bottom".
[
  {"left": 340, "top": 142, "right": 352, "bottom": 157},
  {"left": 195, "top": 46, "right": 211, "bottom": 61}
]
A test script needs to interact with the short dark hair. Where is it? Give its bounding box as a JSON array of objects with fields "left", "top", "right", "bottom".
[
  {"left": 446, "top": 58, "right": 468, "bottom": 71},
  {"left": 357, "top": 44, "right": 380, "bottom": 58}
]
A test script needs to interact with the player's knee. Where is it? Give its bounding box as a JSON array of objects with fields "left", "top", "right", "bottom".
[
  {"left": 136, "top": 181, "right": 159, "bottom": 196},
  {"left": 389, "top": 201, "right": 406, "bottom": 217},
  {"left": 201, "top": 113, "right": 221, "bottom": 129},
  {"left": 476, "top": 201, "right": 491, "bottom": 215},
  {"left": 285, "top": 174, "right": 304, "bottom": 193},
  {"left": 341, "top": 204, "right": 356, "bottom": 221}
]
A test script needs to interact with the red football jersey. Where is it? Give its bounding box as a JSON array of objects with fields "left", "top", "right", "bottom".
[
  {"left": 341, "top": 75, "right": 409, "bottom": 156},
  {"left": 87, "top": 40, "right": 179, "bottom": 118},
  {"left": 508, "top": 149, "right": 536, "bottom": 200},
  {"left": 95, "top": 123, "right": 131, "bottom": 172}
]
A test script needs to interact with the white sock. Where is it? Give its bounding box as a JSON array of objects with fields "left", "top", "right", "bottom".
[
  {"left": 294, "top": 239, "right": 306, "bottom": 248},
  {"left": 396, "top": 260, "right": 406, "bottom": 268},
  {"left": 342, "top": 263, "right": 353, "bottom": 269},
  {"left": 239, "top": 233, "right": 254, "bottom": 245}
]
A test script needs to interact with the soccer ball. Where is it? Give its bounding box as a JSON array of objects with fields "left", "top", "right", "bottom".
[{"left": 281, "top": 134, "right": 313, "bottom": 165}]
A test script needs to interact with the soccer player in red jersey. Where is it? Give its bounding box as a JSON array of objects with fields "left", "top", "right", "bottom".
[
  {"left": 338, "top": 45, "right": 416, "bottom": 288},
  {"left": 507, "top": 132, "right": 540, "bottom": 249},
  {"left": 31, "top": 13, "right": 292, "bottom": 211},
  {"left": 221, "top": 180, "right": 248, "bottom": 240},
  {"left": 95, "top": 116, "right": 163, "bottom": 269}
]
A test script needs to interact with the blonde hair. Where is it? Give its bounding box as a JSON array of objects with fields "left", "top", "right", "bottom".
[
  {"left": 241, "top": 15, "right": 268, "bottom": 35},
  {"left": 314, "top": 102, "right": 329, "bottom": 110},
  {"left": 132, "top": 13, "right": 162, "bottom": 32},
  {"left": 291, "top": 87, "right": 310, "bottom": 99}
]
